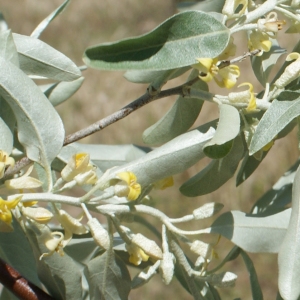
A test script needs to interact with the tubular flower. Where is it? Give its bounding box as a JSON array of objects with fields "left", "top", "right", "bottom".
[
  {"left": 0, "top": 196, "right": 21, "bottom": 225},
  {"left": 194, "top": 58, "right": 240, "bottom": 89},
  {"left": 126, "top": 243, "right": 149, "bottom": 266},
  {"left": 56, "top": 209, "right": 88, "bottom": 247},
  {"left": 40, "top": 232, "right": 65, "bottom": 259},
  {"left": 0, "top": 150, "right": 15, "bottom": 179},
  {"left": 222, "top": 0, "right": 248, "bottom": 17},
  {"left": 228, "top": 83, "right": 256, "bottom": 111},
  {"left": 274, "top": 52, "right": 300, "bottom": 89},
  {"left": 153, "top": 176, "right": 174, "bottom": 190},
  {"left": 248, "top": 30, "right": 272, "bottom": 55},
  {"left": 114, "top": 172, "right": 141, "bottom": 201},
  {"left": 4, "top": 166, "right": 42, "bottom": 190},
  {"left": 21, "top": 206, "right": 53, "bottom": 224},
  {"left": 257, "top": 12, "right": 285, "bottom": 36},
  {"left": 61, "top": 153, "right": 97, "bottom": 184}
]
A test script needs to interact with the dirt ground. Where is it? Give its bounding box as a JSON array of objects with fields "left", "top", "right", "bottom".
[{"left": 1, "top": 1, "right": 299, "bottom": 299}]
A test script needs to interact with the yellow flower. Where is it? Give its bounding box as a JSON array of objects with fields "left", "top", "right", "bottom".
[
  {"left": 0, "top": 150, "right": 15, "bottom": 179},
  {"left": 21, "top": 206, "right": 53, "bottom": 224},
  {"left": 222, "top": 0, "right": 248, "bottom": 17},
  {"left": 257, "top": 12, "right": 285, "bottom": 36},
  {"left": 40, "top": 231, "right": 65, "bottom": 259},
  {"left": 126, "top": 243, "right": 149, "bottom": 266},
  {"left": 56, "top": 209, "right": 88, "bottom": 246},
  {"left": 0, "top": 196, "right": 21, "bottom": 225},
  {"left": 194, "top": 58, "right": 240, "bottom": 89},
  {"left": 274, "top": 52, "right": 300, "bottom": 89},
  {"left": 228, "top": 83, "right": 256, "bottom": 111},
  {"left": 61, "top": 153, "right": 98, "bottom": 185},
  {"left": 248, "top": 30, "right": 272, "bottom": 56},
  {"left": 115, "top": 172, "right": 141, "bottom": 201},
  {"left": 4, "top": 166, "right": 42, "bottom": 190}
]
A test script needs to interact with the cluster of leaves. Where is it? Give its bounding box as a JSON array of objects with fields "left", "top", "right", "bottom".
[{"left": 1, "top": 0, "right": 300, "bottom": 299}]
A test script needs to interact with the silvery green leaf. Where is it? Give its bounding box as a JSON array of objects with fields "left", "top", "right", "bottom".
[
  {"left": 203, "top": 104, "right": 240, "bottom": 159},
  {"left": 13, "top": 33, "right": 81, "bottom": 81},
  {"left": 250, "top": 160, "right": 299, "bottom": 214},
  {"left": 210, "top": 209, "right": 291, "bottom": 253},
  {"left": 180, "top": 135, "right": 244, "bottom": 196},
  {"left": 84, "top": 11, "right": 229, "bottom": 71},
  {"left": 249, "top": 99, "right": 300, "bottom": 155},
  {"left": 0, "top": 29, "right": 18, "bottom": 66},
  {"left": 25, "top": 221, "right": 84, "bottom": 300},
  {"left": 101, "top": 127, "right": 215, "bottom": 188},
  {"left": 177, "top": 0, "right": 226, "bottom": 13},
  {"left": 124, "top": 67, "right": 190, "bottom": 84},
  {"left": 31, "top": 0, "right": 70, "bottom": 39},
  {"left": 0, "top": 217, "right": 41, "bottom": 288},
  {"left": 42, "top": 77, "right": 84, "bottom": 106},
  {"left": 0, "top": 57, "right": 64, "bottom": 188},
  {"left": 143, "top": 70, "right": 206, "bottom": 145},
  {"left": 240, "top": 250, "right": 263, "bottom": 300},
  {"left": 278, "top": 165, "right": 300, "bottom": 300},
  {"left": 251, "top": 41, "right": 286, "bottom": 86},
  {"left": 84, "top": 251, "right": 131, "bottom": 300},
  {"left": 0, "top": 288, "right": 18, "bottom": 300},
  {"left": 0, "top": 12, "right": 8, "bottom": 33},
  {"left": 0, "top": 116, "right": 13, "bottom": 153}
]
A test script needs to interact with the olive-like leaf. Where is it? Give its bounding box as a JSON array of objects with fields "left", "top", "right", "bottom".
[
  {"left": 251, "top": 41, "right": 286, "bottom": 86},
  {"left": 41, "top": 77, "right": 84, "bottom": 106},
  {"left": 180, "top": 135, "right": 244, "bottom": 196},
  {"left": 203, "top": 104, "right": 240, "bottom": 159},
  {"left": 83, "top": 11, "right": 229, "bottom": 71},
  {"left": 278, "top": 165, "right": 300, "bottom": 300},
  {"left": 101, "top": 127, "right": 215, "bottom": 188},
  {"left": 0, "top": 57, "right": 65, "bottom": 187},
  {"left": 143, "top": 71, "right": 207, "bottom": 145},
  {"left": 31, "top": 0, "right": 70, "bottom": 39},
  {"left": 0, "top": 29, "right": 19, "bottom": 66},
  {"left": 84, "top": 251, "right": 131, "bottom": 300},
  {"left": 249, "top": 99, "right": 300, "bottom": 155},
  {"left": 240, "top": 250, "right": 263, "bottom": 300},
  {"left": 13, "top": 33, "right": 81, "bottom": 81},
  {"left": 210, "top": 209, "right": 291, "bottom": 253},
  {"left": 177, "top": 0, "right": 226, "bottom": 13}
]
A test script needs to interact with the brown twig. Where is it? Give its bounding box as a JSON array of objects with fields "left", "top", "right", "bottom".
[{"left": 0, "top": 257, "right": 55, "bottom": 300}]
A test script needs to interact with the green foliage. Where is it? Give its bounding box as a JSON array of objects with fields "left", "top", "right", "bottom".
[{"left": 0, "top": 1, "right": 300, "bottom": 300}]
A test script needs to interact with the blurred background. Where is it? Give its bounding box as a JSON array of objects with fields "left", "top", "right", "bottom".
[{"left": 1, "top": 0, "right": 299, "bottom": 299}]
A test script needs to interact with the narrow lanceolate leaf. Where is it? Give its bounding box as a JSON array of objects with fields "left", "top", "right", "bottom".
[
  {"left": 143, "top": 71, "right": 207, "bottom": 145},
  {"left": 180, "top": 135, "right": 244, "bottom": 196},
  {"left": 84, "top": 251, "right": 131, "bottom": 300},
  {"left": 203, "top": 104, "right": 240, "bottom": 159},
  {"left": 251, "top": 41, "right": 286, "bottom": 86},
  {"left": 249, "top": 99, "right": 300, "bottom": 155},
  {"left": 42, "top": 76, "right": 84, "bottom": 106},
  {"left": 31, "top": 0, "right": 70, "bottom": 39},
  {"left": 210, "top": 209, "right": 291, "bottom": 253},
  {"left": 102, "top": 127, "right": 215, "bottom": 188},
  {"left": 0, "top": 117, "right": 13, "bottom": 154},
  {"left": 240, "top": 250, "right": 263, "bottom": 300},
  {"left": 13, "top": 33, "right": 81, "bottom": 81},
  {"left": 83, "top": 11, "right": 229, "bottom": 71},
  {"left": 0, "top": 57, "right": 64, "bottom": 187},
  {"left": 0, "top": 29, "right": 19, "bottom": 66},
  {"left": 278, "top": 165, "right": 300, "bottom": 300}
]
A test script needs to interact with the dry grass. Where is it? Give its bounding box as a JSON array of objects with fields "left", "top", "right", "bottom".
[{"left": 1, "top": 1, "right": 299, "bottom": 299}]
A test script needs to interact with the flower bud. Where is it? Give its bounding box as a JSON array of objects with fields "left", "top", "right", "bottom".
[
  {"left": 87, "top": 218, "right": 110, "bottom": 250},
  {"left": 190, "top": 240, "right": 213, "bottom": 259},
  {"left": 159, "top": 252, "right": 175, "bottom": 285},
  {"left": 22, "top": 207, "right": 53, "bottom": 224},
  {"left": 132, "top": 233, "right": 163, "bottom": 260}
]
